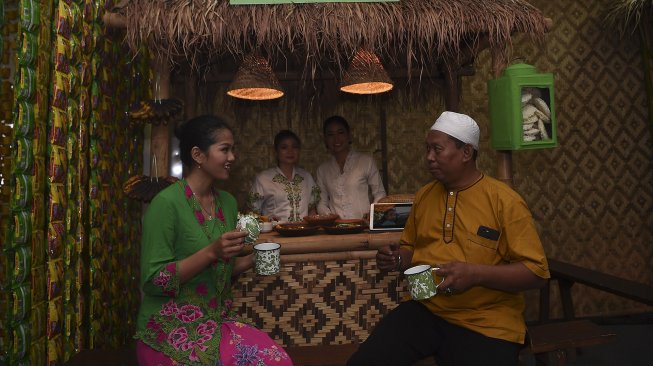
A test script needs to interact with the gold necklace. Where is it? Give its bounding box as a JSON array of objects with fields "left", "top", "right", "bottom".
[{"left": 195, "top": 193, "right": 215, "bottom": 220}]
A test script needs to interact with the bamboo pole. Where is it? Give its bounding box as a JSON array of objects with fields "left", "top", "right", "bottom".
[
  {"left": 183, "top": 73, "right": 197, "bottom": 119},
  {"left": 280, "top": 251, "right": 376, "bottom": 264},
  {"left": 150, "top": 60, "right": 172, "bottom": 177},
  {"left": 241, "top": 231, "right": 402, "bottom": 255},
  {"left": 491, "top": 17, "right": 555, "bottom": 188},
  {"left": 496, "top": 151, "right": 513, "bottom": 187},
  {"left": 379, "top": 104, "right": 389, "bottom": 194},
  {"left": 491, "top": 48, "right": 514, "bottom": 188}
]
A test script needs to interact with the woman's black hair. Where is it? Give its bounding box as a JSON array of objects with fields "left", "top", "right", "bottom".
[
  {"left": 174, "top": 115, "right": 233, "bottom": 167},
  {"left": 322, "top": 115, "right": 350, "bottom": 136},
  {"left": 274, "top": 130, "right": 301, "bottom": 151}
]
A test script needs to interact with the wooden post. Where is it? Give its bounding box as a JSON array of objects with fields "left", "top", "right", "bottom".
[
  {"left": 496, "top": 150, "right": 513, "bottom": 187},
  {"left": 150, "top": 59, "right": 171, "bottom": 177},
  {"left": 183, "top": 73, "right": 197, "bottom": 119},
  {"left": 441, "top": 47, "right": 514, "bottom": 188},
  {"left": 441, "top": 62, "right": 461, "bottom": 112},
  {"left": 379, "top": 103, "right": 389, "bottom": 194},
  {"left": 490, "top": 50, "right": 514, "bottom": 188}
]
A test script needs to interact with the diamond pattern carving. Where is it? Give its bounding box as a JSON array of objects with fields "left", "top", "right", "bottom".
[{"left": 232, "top": 260, "right": 406, "bottom": 346}]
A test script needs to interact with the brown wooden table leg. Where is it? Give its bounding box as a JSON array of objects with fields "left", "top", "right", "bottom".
[
  {"left": 553, "top": 349, "right": 568, "bottom": 366},
  {"left": 534, "top": 350, "right": 569, "bottom": 366},
  {"left": 558, "top": 279, "right": 576, "bottom": 320},
  {"left": 539, "top": 280, "right": 551, "bottom": 323}
]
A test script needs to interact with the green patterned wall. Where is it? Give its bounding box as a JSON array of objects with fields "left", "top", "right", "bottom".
[{"left": 0, "top": 0, "right": 149, "bottom": 364}]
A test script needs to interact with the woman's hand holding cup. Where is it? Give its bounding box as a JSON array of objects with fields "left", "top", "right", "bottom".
[{"left": 212, "top": 230, "right": 248, "bottom": 261}]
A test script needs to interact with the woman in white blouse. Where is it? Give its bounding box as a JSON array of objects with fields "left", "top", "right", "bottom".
[
  {"left": 247, "top": 130, "right": 320, "bottom": 222},
  {"left": 316, "top": 115, "right": 386, "bottom": 219}
]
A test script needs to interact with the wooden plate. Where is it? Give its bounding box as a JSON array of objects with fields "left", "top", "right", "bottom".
[
  {"left": 323, "top": 220, "right": 366, "bottom": 235},
  {"left": 274, "top": 222, "right": 320, "bottom": 237}
]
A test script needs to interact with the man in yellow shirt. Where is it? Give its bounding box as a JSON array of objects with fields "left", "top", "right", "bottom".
[{"left": 348, "top": 111, "right": 550, "bottom": 366}]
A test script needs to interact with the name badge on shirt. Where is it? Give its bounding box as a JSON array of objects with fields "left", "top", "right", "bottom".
[{"left": 477, "top": 225, "right": 500, "bottom": 241}]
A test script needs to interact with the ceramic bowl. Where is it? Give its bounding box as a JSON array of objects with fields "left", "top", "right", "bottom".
[
  {"left": 303, "top": 214, "right": 339, "bottom": 227},
  {"left": 323, "top": 219, "right": 366, "bottom": 235},
  {"left": 274, "top": 222, "right": 320, "bottom": 237}
]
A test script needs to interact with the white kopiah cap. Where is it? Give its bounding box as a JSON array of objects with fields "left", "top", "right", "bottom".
[{"left": 430, "top": 111, "right": 480, "bottom": 150}]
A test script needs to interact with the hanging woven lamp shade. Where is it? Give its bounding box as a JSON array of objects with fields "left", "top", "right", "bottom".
[
  {"left": 227, "top": 53, "right": 284, "bottom": 100},
  {"left": 340, "top": 49, "right": 393, "bottom": 95}
]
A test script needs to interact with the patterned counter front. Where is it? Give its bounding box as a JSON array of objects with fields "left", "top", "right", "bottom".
[{"left": 232, "top": 232, "right": 408, "bottom": 347}]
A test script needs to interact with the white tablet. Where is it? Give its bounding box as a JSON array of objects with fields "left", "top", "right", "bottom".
[{"left": 369, "top": 202, "right": 413, "bottom": 231}]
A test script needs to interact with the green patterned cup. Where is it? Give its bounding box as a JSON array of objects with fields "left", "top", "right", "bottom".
[
  {"left": 404, "top": 264, "right": 445, "bottom": 300},
  {"left": 237, "top": 214, "right": 261, "bottom": 244},
  {"left": 254, "top": 242, "right": 281, "bottom": 276}
]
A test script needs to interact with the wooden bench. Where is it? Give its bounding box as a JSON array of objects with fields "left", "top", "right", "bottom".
[
  {"left": 524, "top": 320, "right": 616, "bottom": 366},
  {"left": 283, "top": 259, "right": 648, "bottom": 365},
  {"left": 285, "top": 319, "right": 615, "bottom": 366},
  {"left": 521, "top": 257, "right": 653, "bottom": 365},
  {"left": 544, "top": 259, "right": 653, "bottom": 322}
]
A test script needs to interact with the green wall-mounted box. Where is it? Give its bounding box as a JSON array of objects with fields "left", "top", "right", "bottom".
[{"left": 488, "top": 63, "right": 557, "bottom": 150}]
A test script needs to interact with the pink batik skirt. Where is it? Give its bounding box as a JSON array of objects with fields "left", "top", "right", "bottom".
[{"left": 136, "top": 321, "right": 293, "bottom": 366}]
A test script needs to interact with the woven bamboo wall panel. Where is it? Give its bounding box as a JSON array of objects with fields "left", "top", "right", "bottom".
[
  {"left": 187, "top": 70, "right": 439, "bottom": 197},
  {"left": 232, "top": 259, "right": 406, "bottom": 346},
  {"left": 463, "top": 0, "right": 653, "bottom": 318}
]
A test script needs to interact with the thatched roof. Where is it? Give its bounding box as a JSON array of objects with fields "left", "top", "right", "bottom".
[
  {"left": 117, "top": 0, "right": 548, "bottom": 76},
  {"left": 604, "top": 0, "right": 652, "bottom": 36}
]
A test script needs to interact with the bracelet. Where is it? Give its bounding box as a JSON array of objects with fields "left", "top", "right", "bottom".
[{"left": 395, "top": 254, "right": 402, "bottom": 272}]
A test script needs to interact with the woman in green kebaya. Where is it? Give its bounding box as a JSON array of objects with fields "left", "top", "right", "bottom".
[{"left": 134, "top": 115, "right": 292, "bottom": 366}]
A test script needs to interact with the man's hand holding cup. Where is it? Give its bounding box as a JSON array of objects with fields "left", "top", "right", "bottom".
[{"left": 376, "top": 243, "right": 401, "bottom": 271}]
